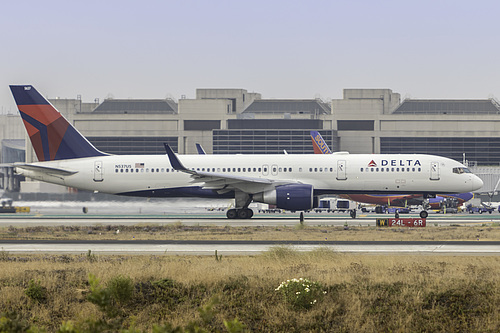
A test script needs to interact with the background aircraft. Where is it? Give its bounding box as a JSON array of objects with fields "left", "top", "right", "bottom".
[{"left": 310, "top": 131, "right": 475, "bottom": 212}]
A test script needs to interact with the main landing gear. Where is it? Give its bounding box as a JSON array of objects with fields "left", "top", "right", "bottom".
[
  {"left": 227, "top": 191, "right": 254, "bottom": 219},
  {"left": 419, "top": 210, "right": 428, "bottom": 218},
  {"left": 226, "top": 208, "right": 254, "bottom": 219}
]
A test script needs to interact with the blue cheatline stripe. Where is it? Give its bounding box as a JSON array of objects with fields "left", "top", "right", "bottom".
[{"left": 119, "top": 186, "right": 235, "bottom": 198}]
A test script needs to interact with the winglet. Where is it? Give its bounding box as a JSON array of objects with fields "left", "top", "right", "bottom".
[
  {"left": 195, "top": 143, "right": 206, "bottom": 155},
  {"left": 164, "top": 143, "right": 189, "bottom": 171},
  {"left": 310, "top": 131, "right": 332, "bottom": 154}
]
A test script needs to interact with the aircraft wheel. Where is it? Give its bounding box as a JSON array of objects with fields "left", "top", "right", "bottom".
[
  {"left": 419, "top": 210, "right": 428, "bottom": 218},
  {"left": 350, "top": 210, "right": 356, "bottom": 219},
  {"left": 395, "top": 210, "right": 400, "bottom": 219},
  {"left": 226, "top": 209, "right": 238, "bottom": 219},
  {"left": 237, "top": 208, "right": 253, "bottom": 219},
  {"left": 479, "top": 210, "right": 483, "bottom": 214}
]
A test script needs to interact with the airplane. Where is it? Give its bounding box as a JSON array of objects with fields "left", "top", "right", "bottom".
[
  {"left": 310, "top": 131, "right": 475, "bottom": 212},
  {"left": 9, "top": 85, "right": 483, "bottom": 219}
]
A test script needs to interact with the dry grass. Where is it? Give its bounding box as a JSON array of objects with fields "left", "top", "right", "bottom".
[
  {"left": 1, "top": 250, "right": 500, "bottom": 332},
  {"left": 2, "top": 223, "right": 500, "bottom": 241}
]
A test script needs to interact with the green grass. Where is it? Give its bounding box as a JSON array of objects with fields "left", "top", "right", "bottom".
[{"left": 1, "top": 251, "right": 500, "bottom": 332}]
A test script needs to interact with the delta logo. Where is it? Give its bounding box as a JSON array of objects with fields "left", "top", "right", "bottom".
[{"left": 367, "top": 159, "right": 422, "bottom": 167}]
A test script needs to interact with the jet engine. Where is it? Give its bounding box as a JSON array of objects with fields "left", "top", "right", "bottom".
[{"left": 253, "top": 184, "right": 314, "bottom": 211}]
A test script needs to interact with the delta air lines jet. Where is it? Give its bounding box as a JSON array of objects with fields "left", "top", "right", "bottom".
[{"left": 10, "top": 85, "right": 483, "bottom": 219}]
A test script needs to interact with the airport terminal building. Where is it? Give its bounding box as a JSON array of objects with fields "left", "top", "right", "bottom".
[{"left": 2, "top": 87, "right": 500, "bottom": 194}]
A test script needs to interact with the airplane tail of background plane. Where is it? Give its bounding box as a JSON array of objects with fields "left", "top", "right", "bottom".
[
  {"left": 10, "top": 85, "right": 106, "bottom": 161},
  {"left": 195, "top": 143, "right": 206, "bottom": 155},
  {"left": 310, "top": 130, "right": 332, "bottom": 154}
]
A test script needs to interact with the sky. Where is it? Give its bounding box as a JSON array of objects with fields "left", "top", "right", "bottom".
[{"left": 2, "top": 0, "right": 500, "bottom": 113}]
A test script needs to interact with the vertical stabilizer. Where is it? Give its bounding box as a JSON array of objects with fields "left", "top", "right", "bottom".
[
  {"left": 10, "top": 85, "right": 106, "bottom": 161},
  {"left": 310, "top": 131, "right": 332, "bottom": 154}
]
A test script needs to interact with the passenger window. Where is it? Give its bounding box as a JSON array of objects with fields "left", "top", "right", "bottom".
[
  {"left": 125, "top": 169, "right": 129, "bottom": 173},
  {"left": 115, "top": 169, "right": 118, "bottom": 173},
  {"left": 290, "top": 168, "right": 293, "bottom": 172},
  {"left": 121, "top": 169, "right": 124, "bottom": 173}
]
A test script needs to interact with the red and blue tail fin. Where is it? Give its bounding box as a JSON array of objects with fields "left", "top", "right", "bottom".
[
  {"left": 10, "top": 85, "right": 106, "bottom": 161},
  {"left": 310, "top": 131, "right": 332, "bottom": 154}
]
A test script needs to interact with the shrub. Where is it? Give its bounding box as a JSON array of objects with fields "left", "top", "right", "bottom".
[
  {"left": 24, "top": 279, "right": 47, "bottom": 303},
  {"left": 107, "top": 275, "right": 134, "bottom": 305},
  {"left": 0, "top": 311, "right": 32, "bottom": 332},
  {"left": 275, "top": 278, "right": 326, "bottom": 310}
]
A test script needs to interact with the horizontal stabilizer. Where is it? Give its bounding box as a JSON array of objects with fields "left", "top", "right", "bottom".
[{"left": 14, "top": 163, "right": 78, "bottom": 176}]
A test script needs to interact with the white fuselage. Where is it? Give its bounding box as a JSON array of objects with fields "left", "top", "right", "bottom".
[{"left": 15, "top": 153, "right": 483, "bottom": 197}]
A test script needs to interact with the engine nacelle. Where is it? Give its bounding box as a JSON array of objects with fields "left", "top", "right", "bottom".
[{"left": 253, "top": 184, "right": 314, "bottom": 211}]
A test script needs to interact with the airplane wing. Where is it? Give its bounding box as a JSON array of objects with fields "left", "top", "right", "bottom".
[
  {"left": 14, "top": 163, "right": 78, "bottom": 176},
  {"left": 164, "top": 144, "right": 298, "bottom": 194}
]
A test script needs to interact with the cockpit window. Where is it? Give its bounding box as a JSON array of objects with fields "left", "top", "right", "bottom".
[{"left": 453, "top": 167, "right": 471, "bottom": 174}]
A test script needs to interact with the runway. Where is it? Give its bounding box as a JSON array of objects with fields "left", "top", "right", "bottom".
[
  {"left": 1, "top": 212, "right": 500, "bottom": 227},
  {"left": 1, "top": 239, "right": 499, "bottom": 255},
  {"left": 2, "top": 200, "right": 500, "bottom": 255}
]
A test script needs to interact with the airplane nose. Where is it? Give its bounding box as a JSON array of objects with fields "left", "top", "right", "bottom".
[{"left": 472, "top": 175, "right": 484, "bottom": 191}]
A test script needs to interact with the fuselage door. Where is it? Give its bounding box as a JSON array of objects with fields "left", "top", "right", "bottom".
[
  {"left": 93, "top": 161, "right": 103, "bottom": 182},
  {"left": 430, "top": 161, "right": 440, "bottom": 180},
  {"left": 337, "top": 160, "right": 347, "bottom": 180}
]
